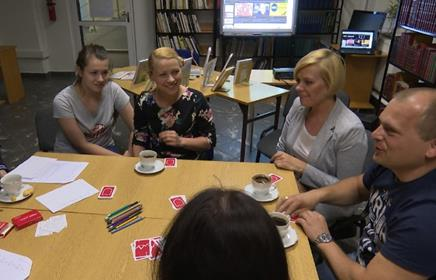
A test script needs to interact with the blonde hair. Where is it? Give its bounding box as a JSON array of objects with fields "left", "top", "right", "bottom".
[
  {"left": 148, "top": 47, "right": 184, "bottom": 76},
  {"left": 294, "top": 48, "right": 345, "bottom": 96}
]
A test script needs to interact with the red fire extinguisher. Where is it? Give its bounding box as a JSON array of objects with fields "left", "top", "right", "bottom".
[{"left": 47, "top": 0, "right": 56, "bottom": 21}]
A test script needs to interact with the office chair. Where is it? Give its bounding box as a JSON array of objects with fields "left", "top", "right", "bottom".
[
  {"left": 255, "top": 89, "right": 351, "bottom": 162},
  {"left": 35, "top": 107, "right": 58, "bottom": 152},
  {"left": 329, "top": 129, "right": 375, "bottom": 240}
]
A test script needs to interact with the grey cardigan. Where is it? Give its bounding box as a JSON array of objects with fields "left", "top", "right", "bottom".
[{"left": 277, "top": 97, "right": 368, "bottom": 221}]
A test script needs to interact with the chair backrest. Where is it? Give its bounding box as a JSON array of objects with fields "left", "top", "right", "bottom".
[
  {"left": 337, "top": 90, "right": 350, "bottom": 107},
  {"left": 364, "top": 129, "right": 375, "bottom": 170},
  {"left": 35, "top": 108, "right": 58, "bottom": 152},
  {"left": 282, "top": 86, "right": 298, "bottom": 118}
]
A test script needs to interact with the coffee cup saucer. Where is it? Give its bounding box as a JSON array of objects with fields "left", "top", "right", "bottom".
[
  {"left": 0, "top": 184, "right": 34, "bottom": 203},
  {"left": 134, "top": 160, "right": 165, "bottom": 175},
  {"left": 244, "top": 184, "right": 279, "bottom": 202},
  {"left": 282, "top": 226, "right": 298, "bottom": 248}
]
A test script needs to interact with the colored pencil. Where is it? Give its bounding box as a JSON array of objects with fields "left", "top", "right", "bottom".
[
  {"left": 105, "top": 201, "right": 139, "bottom": 220},
  {"left": 107, "top": 210, "right": 143, "bottom": 229},
  {"left": 109, "top": 216, "right": 144, "bottom": 234},
  {"left": 109, "top": 214, "right": 140, "bottom": 230},
  {"left": 107, "top": 205, "right": 142, "bottom": 224}
]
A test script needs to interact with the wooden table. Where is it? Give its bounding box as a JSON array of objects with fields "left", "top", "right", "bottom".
[
  {"left": 0, "top": 46, "right": 25, "bottom": 103},
  {"left": 0, "top": 152, "right": 318, "bottom": 279},
  {"left": 112, "top": 67, "right": 292, "bottom": 161}
]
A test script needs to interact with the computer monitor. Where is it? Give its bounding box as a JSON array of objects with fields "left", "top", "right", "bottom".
[{"left": 348, "top": 10, "right": 386, "bottom": 33}]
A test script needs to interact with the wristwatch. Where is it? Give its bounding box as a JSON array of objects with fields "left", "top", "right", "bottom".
[{"left": 314, "top": 232, "right": 333, "bottom": 244}]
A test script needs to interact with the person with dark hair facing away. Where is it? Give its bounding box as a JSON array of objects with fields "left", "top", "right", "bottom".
[
  {"left": 155, "top": 188, "right": 289, "bottom": 280},
  {"left": 132, "top": 47, "right": 216, "bottom": 159},
  {"left": 53, "top": 44, "right": 134, "bottom": 155}
]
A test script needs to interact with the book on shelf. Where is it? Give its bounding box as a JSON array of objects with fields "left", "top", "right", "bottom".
[{"left": 398, "top": 0, "right": 436, "bottom": 34}]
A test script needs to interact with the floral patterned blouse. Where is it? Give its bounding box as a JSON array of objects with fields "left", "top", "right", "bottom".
[{"left": 133, "top": 88, "right": 216, "bottom": 159}]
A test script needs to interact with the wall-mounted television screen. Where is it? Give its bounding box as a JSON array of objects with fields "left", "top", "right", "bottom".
[
  {"left": 348, "top": 10, "right": 387, "bottom": 33},
  {"left": 221, "top": 0, "right": 297, "bottom": 36}
]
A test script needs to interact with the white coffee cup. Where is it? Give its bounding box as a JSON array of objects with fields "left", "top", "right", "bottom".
[
  {"left": 270, "top": 212, "right": 290, "bottom": 239},
  {"left": 0, "top": 174, "right": 23, "bottom": 197},
  {"left": 139, "top": 150, "right": 157, "bottom": 171},
  {"left": 251, "top": 174, "right": 274, "bottom": 197}
]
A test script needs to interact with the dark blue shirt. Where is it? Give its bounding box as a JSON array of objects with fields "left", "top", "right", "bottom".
[{"left": 359, "top": 163, "right": 436, "bottom": 278}]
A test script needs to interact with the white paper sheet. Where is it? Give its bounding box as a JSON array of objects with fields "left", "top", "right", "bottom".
[
  {"left": 0, "top": 249, "right": 32, "bottom": 280},
  {"left": 36, "top": 179, "right": 98, "bottom": 213},
  {"left": 35, "top": 214, "right": 68, "bottom": 237},
  {"left": 9, "top": 156, "right": 88, "bottom": 184}
]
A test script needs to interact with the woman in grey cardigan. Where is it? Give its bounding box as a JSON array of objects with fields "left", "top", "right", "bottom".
[{"left": 272, "top": 48, "right": 368, "bottom": 223}]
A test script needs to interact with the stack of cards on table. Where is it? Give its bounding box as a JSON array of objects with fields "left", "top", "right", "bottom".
[
  {"left": 168, "top": 195, "right": 187, "bottom": 210},
  {"left": 105, "top": 201, "right": 143, "bottom": 234},
  {"left": 131, "top": 236, "right": 164, "bottom": 261}
]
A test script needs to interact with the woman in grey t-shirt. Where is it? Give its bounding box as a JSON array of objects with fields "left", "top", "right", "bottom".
[{"left": 53, "top": 44, "right": 133, "bottom": 155}]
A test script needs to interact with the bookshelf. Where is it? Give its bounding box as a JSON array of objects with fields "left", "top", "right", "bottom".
[
  {"left": 221, "top": 0, "right": 343, "bottom": 69},
  {"left": 379, "top": 0, "right": 436, "bottom": 107},
  {"left": 154, "top": 0, "right": 217, "bottom": 65}
]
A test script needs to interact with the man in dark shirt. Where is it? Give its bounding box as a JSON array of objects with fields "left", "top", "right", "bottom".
[{"left": 277, "top": 87, "right": 436, "bottom": 279}]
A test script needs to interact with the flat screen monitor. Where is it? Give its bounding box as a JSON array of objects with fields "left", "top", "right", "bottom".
[
  {"left": 221, "top": 0, "right": 297, "bottom": 36},
  {"left": 348, "top": 10, "right": 387, "bottom": 33}
]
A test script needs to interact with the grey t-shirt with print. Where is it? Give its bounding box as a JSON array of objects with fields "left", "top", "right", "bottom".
[{"left": 53, "top": 81, "right": 130, "bottom": 153}]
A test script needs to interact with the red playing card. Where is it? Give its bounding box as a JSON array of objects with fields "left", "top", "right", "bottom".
[
  {"left": 164, "top": 158, "right": 177, "bottom": 168},
  {"left": 269, "top": 173, "right": 283, "bottom": 184},
  {"left": 290, "top": 213, "right": 299, "bottom": 222},
  {"left": 150, "top": 238, "right": 163, "bottom": 260},
  {"left": 169, "top": 195, "right": 187, "bottom": 210},
  {"left": 98, "top": 185, "right": 116, "bottom": 199},
  {"left": 134, "top": 239, "right": 151, "bottom": 260}
]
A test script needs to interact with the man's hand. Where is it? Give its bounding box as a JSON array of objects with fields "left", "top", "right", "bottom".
[
  {"left": 159, "top": 130, "right": 182, "bottom": 147},
  {"left": 276, "top": 190, "right": 320, "bottom": 215},
  {"left": 296, "top": 210, "right": 330, "bottom": 242},
  {"left": 271, "top": 151, "right": 306, "bottom": 173}
]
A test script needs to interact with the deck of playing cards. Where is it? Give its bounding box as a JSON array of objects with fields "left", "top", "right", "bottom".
[
  {"left": 169, "top": 195, "right": 187, "bottom": 211},
  {"left": 131, "top": 236, "right": 164, "bottom": 261},
  {"left": 98, "top": 185, "right": 117, "bottom": 199},
  {"left": 0, "top": 221, "right": 14, "bottom": 238}
]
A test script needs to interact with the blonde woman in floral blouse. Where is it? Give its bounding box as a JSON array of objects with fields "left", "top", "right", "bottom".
[{"left": 132, "top": 47, "right": 216, "bottom": 159}]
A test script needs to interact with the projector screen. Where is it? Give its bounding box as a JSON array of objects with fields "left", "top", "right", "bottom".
[{"left": 221, "top": 0, "right": 297, "bottom": 36}]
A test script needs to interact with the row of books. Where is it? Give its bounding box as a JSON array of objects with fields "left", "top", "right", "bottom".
[
  {"left": 398, "top": 0, "right": 436, "bottom": 34},
  {"left": 391, "top": 33, "right": 436, "bottom": 84},
  {"left": 296, "top": 11, "right": 336, "bottom": 33},
  {"left": 157, "top": 35, "right": 200, "bottom": 56},
  {"left": 223, "top": 37, "right": 275, "bottom": 59},
  {"left": 382, "top": 72, "right": 410, "bottom": 101},
  {"left": 298, "top": 0, "right": 337, "bottom": 9},
  {"left": 156, "top": 12, "right": 202, "bottom": 33},
  {"left": 155, "top": 0, "right": 213, "bottom": 10}
]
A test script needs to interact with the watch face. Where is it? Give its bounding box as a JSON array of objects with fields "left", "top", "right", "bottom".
[{"left": 316, "top": 232, "right": 332, "bottom": 243}]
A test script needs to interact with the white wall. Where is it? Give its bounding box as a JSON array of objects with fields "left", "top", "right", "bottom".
[{"left": 0, "top": 0, "right": 155, "bottom": 73}]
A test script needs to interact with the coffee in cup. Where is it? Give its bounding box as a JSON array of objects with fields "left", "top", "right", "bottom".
[
  {"left": 251, "top": 174, "right": 273, "bottom": 197},
  {"left": 269, "top": 212, "right": 290, "bottom": 239},
  {"left": 139, "top": 150, "right": 157, "bottom": 171},
  {"left": 0, "top": 174, "right": 23, "bottom": 197}
]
